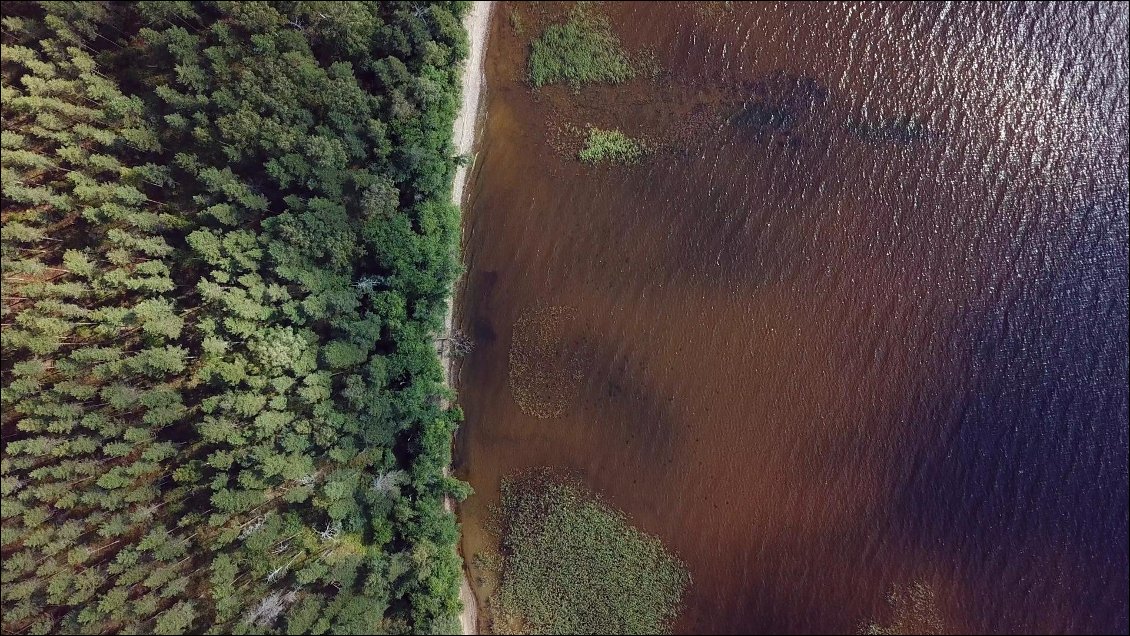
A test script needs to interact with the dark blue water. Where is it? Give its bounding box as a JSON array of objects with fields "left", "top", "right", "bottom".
[{"left": 896, "top": 189, "right": 1129, "bottom": 633}]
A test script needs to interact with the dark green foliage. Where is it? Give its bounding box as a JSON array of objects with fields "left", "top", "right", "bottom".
[
  {"left": 528, "top": 5, "right": 636, "bottom": 89},
  {"left": 1, "top": 1, "right": 470, "bottom": 633},
  {"left": 492, "top": 471, "right": 691, "bottom": 635}
]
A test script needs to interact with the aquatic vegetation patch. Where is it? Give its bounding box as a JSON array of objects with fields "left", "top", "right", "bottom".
[
  {"left": 509, "top": 8, "right": 525, "bottom": 35},
  {"left": 694, "top": 1, "right": 737, "bottom": 19},
  {"left": 508, "top": 305, "right": 586, "bottom": 418},
  {"left": 528, "top": 6, "right": 637, "bottom": 89},
  {"left": 577, "top": 126, "right": 651, "bottom": 164},
  {"left": 491, "top": 471, "right": 691, "bottom": 634},
  {"left": 860, "top": 581, "right": 945, "bottom": 635}
]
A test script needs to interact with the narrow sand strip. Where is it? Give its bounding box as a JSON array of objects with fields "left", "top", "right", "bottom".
[{"left": 443, "top": 2, "right": 493, "bottom": 634}]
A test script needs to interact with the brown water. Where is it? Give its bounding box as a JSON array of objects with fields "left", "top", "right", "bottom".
[{"left": 454, "top": 2, "right": 1129, "bottom": 633}]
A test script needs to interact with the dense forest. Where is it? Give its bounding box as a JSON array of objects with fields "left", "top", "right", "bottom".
[{"left": 0, "top": 1, "right": 471, "bottom": 633}]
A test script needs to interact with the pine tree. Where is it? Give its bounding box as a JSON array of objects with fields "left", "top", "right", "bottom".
[{"left": 3, "top": 2, "right": 472, "bottom": 632}]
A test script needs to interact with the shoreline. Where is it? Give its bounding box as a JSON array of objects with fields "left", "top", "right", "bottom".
[{"left": 443, "top": 2, "right": 494, "bottom": 635}]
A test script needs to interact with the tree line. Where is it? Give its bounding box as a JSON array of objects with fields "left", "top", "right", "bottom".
[{"left": 1, "top": 1, "right": 470, "bottom": 633}]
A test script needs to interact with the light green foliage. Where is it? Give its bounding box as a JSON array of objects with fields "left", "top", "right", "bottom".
[
  {"left": 493, "top": 472, "right": 691, "bottom": 634},
  {"left": 528, "top": 6, "right": 636, "bottom": 89},
  {"left": 1, "top": 1, "right": 471, "bottom": 633},
  {"left": 577, "top": 126, "right": 651, "bottom": 164}
]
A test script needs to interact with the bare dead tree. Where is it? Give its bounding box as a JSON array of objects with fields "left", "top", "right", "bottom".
[
  {"left": 371, "top": 469, "right": 408, "bottom": 499},
  {"left": 437, "top": 328, "right": 474, "bottom": 357},
  {"left": 243, "top": 589, "right": 299, "bottom": 628}
]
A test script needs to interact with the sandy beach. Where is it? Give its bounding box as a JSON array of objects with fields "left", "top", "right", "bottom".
[{"left": 443, "top": 2, "right": 493, "bottom": 634}]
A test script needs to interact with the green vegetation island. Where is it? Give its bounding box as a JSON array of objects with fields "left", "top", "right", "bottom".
[
  {"left": 527, "top": 5, "right": 637, "bottom": 90},
  {"left": 1, "top": 1, "right": 474, "bottom": 633},
  {"left": 578, "top": 127, "right": 651, "bottom": 164},
  {"left": 487, "top": 472, "right": 689, "bottom": 635}
]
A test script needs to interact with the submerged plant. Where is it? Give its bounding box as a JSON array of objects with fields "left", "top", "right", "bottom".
[{"left": 861, "top": 580, "right": 945, "bottom": 635}]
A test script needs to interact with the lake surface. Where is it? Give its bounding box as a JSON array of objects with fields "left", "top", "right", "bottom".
[{"left": 454, "top": 2, "right": 1129, "bottom": 633}]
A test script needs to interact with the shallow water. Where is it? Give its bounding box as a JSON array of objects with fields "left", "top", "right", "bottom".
[{"left": 454, "top": 2, "right": 1129, "bottom": 633}]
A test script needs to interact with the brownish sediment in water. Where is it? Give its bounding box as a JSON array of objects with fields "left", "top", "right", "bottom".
[{"left": 453, "top": 2, "right": 1129, "bottom": 634}]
